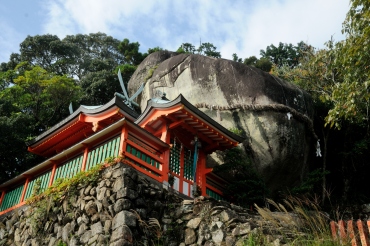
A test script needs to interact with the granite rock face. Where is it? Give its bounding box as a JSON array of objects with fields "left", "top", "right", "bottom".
[{"left": 128, "top": 51, "right": 316, "bottom": 191}]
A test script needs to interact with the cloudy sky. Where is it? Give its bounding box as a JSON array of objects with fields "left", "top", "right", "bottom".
[{"left": 0, "top": 0, "right": 349, "bottom": 64}]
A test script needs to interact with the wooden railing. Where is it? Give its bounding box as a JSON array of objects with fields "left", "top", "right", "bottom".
[
  {"left": 25, "top": 170, "right": 53, "bottom": 200},
  {"left": 206, "top": 187, "right": 223, "bottom": 201},
  {"left": 0, "top": 134, "right": 167, "bottom": 215},
  {"left": 86, "top": 136, "right": 121, "bottom": 171},
  {"left": 54, "top": 155, "right": 83, "bottom": 181},
  {"left": 124, "top": 140, "right": 164, "bottom": 181},
  {"left": 0, "top": 185, "right": 24, "bottom": 211},
  {"left": 331, "top": 220, "right": 370, "bottom": 246}
]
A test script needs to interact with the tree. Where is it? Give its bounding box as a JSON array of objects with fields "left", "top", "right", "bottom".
[
  {"left": 242, "top": 56, "right": 272, "bottom": 72},
  {"left": 19, "top": 34, "right": 79, "bottom": 76},
  {"left": 0, "top": 66, "right": 81, "bottom": 182},
  {"left": 11, "top": 33, "right": 151, "bottom": 106},
  {"left": 243, "top": 56, "right": 258, "bottom": 66},
  {"left": 118, "top": 38, "right": 145, "bottom": 65},
  {"left": 176, "top": 43, "right": 196, "bottom": 54},
  {"left": 79, "top": 70, "right": 121, "bottom": 105},
  {"left": 147, "top": 46, "right": 163, "bottom": 55},
  {"left": 213, "top": 147, "right": 267, "bottom": 207},
  {"left": 260, "top": 41, "right": 308, "bottom": 68},
  {"left": 176, "top": 42, "right": 221, "bottom": 58},
  {"left": 323, "top": 0, "right": 370, "bottom": 129},
  {"left": 0, "top": 33, "right": 167, "bottom": 182},
  {"left": 63, "top": 33, "right": 126, "bottom": 80},
  {"left": 197, "top": 42, "right": 221, "bottom": 58},
  {"left": 2, "top": 65, "right": 81, "bottom": 131},
  {"left": 232, "top": 53, "right": 243, "bottom": 63},
  {"left": 255, "top": 58, "right": 272, "bottom": 72},
  {"left": 0, "top": 113, "right": 43, "bottom": 183},
  {"left": 270, "top": 0, "right": 370, "bottom": 204}
]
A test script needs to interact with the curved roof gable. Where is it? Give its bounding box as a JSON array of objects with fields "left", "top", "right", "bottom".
[
  {"left": 27, "top": 96, "right": 139, "bottom": 157},
  {"left": 135, "top": 94, "right": 244, "bottom": 153}
]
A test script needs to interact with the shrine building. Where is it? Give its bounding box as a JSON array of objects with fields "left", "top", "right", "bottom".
[{"left": 0, "top": 94, "right": 243, "bottom": 215}]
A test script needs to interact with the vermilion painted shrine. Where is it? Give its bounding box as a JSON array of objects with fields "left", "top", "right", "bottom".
[{"left": 0, "top": 94, "right": 243, "bottom": 215}]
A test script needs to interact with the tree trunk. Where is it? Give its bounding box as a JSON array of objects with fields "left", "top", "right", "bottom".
[{"left": 322, "top": 127, "right": 329, "bottom": 205}]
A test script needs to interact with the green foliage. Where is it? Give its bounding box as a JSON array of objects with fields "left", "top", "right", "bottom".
[
  {"left": 118, "top": 38, "right": 146, "bottom": 65},
  {"left": 2, "top": 66, "right": 81, "bottom": 130},
  {"left": 255, "top": 58, "right": 273, "bottom": 72},
  {"left": 0, "top": 65, "right": 80, "bottom": 182},
  {"left": 31, "top": 179, "right": 42, "bottom": 197},
  {"left": 260, "top": 41, "right": 309, "bottom": 68},
  {"left": 147, "top": 46, "right": 163, "bottom": 54},
  {"left": 197, "top": 42, "right": 221, "bottom": 58},
  {"left": 145, "top": 65, "right": 159, "bottom": 82},
  {"left": 0, "top": 113, "right": 42, "bottom": 182},
  {"left": 213, "top": 147, "right": 267, "bottom": 207},
  {"left": 243, "top": 232, "right": 269, "bottom": 246},
  {"left": 25, "top": 163, "right": 106, "bottom": 237},
  {"left": 243, "top": 56, "right": 257, "bottom": 65},
  {"left": 56, "top": 241, "right": 67, "bottom": 246},
  {"left": 245, "top": 55, "right": 271, "bottom": 71},
  {"left": 27, "top": 163, "right": 103, "bottom": 205},
  {"left": 269, "top": 0, "right": 370, "bottom": 205},
  {"left": 231, "top": 54, "right": 272, "bottom": 72},
  {"left": 176, "top": 43, "right": 196, "bottom": 54},
  {"left": 291, "top": 169, "right": 330, "bottom": 195},
  {"left": 271, "top": 2, "right": 370, "bottom": 129},
  {"left": 177, "top": 42, "right": 221, "bottom": 58},
  {"left": 232, "top": 53, "right": 243, "bottom": 63},
  {"left": 229, "top": 127, "right": 243, "bottom": 136},
  {"left": 79, "top": 69, "right": 121, "bottom": 105}
]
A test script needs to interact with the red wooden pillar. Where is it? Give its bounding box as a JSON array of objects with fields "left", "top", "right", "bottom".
[
  {"left": 197, "top": 151, "right": 207, "bottom": 196},
  {"left": 0, "top": 191, "right": 5, "bottom": 207},
  {"left": 179, "top": 146, "right": 184, "bottom": 194},
  {"left": 81, "top": 146, "right": 89, "bottom": 172},
  {"left": 160, "top": 124, "right": 170, "bottom": 182},
  {"left": 119, "top": 122, "right": 128, "bottom": 156},
  {"left": 20, "top": 177, "right": 30, "bottom": 203},
  {"left": 49, "top": 162, "right": 58, "bottom": 187}
]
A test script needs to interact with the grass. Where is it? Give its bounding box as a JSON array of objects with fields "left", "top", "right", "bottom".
[
  {"left": 132, "top": 209, "right": 165, "bottom": 246},
  {"left": 253, "top": 195, "right": 350, "bottom": 246}
]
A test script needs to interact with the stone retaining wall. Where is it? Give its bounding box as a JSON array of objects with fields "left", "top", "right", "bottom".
[{"left": 0, "top": 163, "right": 287, "bottom": 246}]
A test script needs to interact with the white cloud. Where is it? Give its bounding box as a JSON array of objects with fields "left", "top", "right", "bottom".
[
  {"left": 43, "top": 1, "right": 77, "bottom": 38},
  {"left": 0, "top": 20, "right": 22, "bottom": 63},
  {"left": 218, "top": 0, "right": 349, "bottom": 59},
  {"left": 41, "top": 0, "right": 349, "bottom": 60}
]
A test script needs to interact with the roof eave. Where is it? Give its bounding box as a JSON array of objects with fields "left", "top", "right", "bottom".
[
  {"left": 135, "top": 94, "right": 245, "bottom": 144},
  {"left": 27, "top": 96, "right": 139, "bottom": 147}
]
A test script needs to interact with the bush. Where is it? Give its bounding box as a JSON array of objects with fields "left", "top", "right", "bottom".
[{"left": 213, "top": 147, "right": 267, "bottom": 208}]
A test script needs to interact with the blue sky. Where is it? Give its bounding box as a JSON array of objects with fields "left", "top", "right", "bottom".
[{"left": 0, "top": 0, "right": 349, "bottom": 64}]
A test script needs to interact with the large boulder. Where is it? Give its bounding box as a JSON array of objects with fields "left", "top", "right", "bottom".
[{"left": 128, "top": 51, "right": 317, "bottom": 192}]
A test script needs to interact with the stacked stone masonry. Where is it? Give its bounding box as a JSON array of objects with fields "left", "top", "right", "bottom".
[{"left": 0, "top": 163, "right": 288, "bottom": 246}]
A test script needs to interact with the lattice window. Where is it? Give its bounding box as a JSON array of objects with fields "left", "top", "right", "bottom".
[
  {"left": 183, "top": 148, "right": 194, "bottom": 181},
  {"left": 169, "top": 139, "right": 181, "bottom": 175}
]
